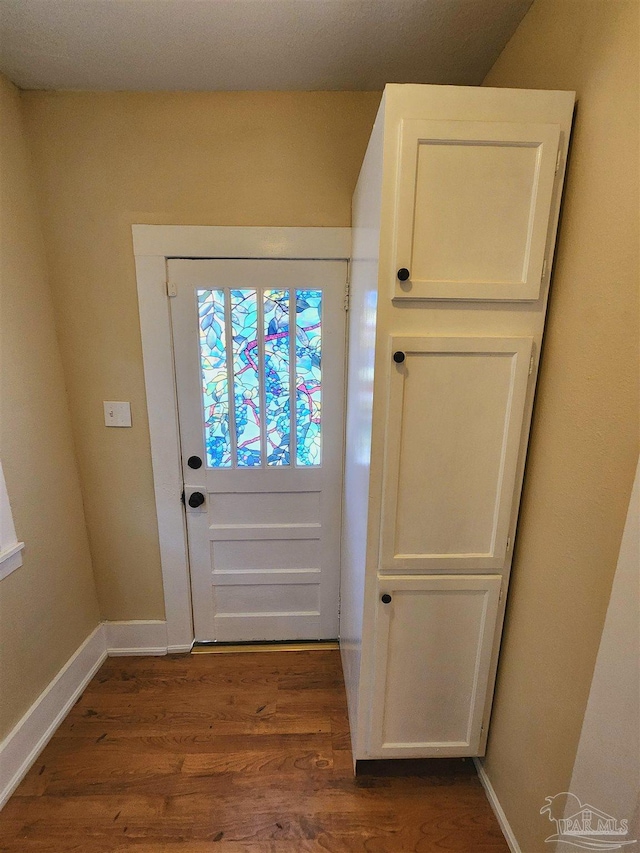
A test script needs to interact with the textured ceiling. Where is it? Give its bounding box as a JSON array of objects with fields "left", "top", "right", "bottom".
[{"left": 0, "top": 0, "right": 532, "bottom": 91}]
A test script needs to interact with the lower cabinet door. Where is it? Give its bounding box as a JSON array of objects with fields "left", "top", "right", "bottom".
[{"left": 368, "top": 575, "right": 502, "bottom": 757}]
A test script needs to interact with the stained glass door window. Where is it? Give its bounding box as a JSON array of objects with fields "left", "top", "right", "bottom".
[
  {"left": 197, "top": 287, "right": 322, "bottom": 468},
  {"left": 198, "top": 289, "right": 231, "bottom": 467},
  {"left": 264, "top": 289, "right": 291, "bottom": 465},
  {"left": 295, "top": 291, "right": 322, "bottom": 466}
]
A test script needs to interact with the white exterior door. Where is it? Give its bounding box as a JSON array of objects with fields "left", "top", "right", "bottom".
[{"left": 169, "top": 259, "right": 347, "bottom": 643}]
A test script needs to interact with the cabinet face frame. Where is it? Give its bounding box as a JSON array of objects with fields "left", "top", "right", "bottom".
[
  {"left": 393, "top": 119, "right": 561, "bottom": 302},
  {"left": 380, "top": 335, "right": 533, "bottom": 573},
  {"left": 368, "top": 574, "right": 502, "bottom": 757}
]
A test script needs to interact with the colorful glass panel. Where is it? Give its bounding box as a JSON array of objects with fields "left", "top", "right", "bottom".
[
  {"left": 263, "top": 289, "right": 290, "bottom": 465},
  {"left": 295, "top": 289, "right": 322, "bottom": 466},
  {"left": 197, "top": 289, "right": 231, "bottom": 468},
  {"left": 230, "top": 289, "right": 262, "bottom": 467}
]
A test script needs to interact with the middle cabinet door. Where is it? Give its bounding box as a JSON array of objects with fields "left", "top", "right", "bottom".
[{"left": 380, "top": 336, "right": 533, "bottom": 572}]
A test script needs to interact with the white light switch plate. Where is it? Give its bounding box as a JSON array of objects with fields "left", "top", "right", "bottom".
[{"left": 104, "top": 401, "right": 132, "bottom": 427}]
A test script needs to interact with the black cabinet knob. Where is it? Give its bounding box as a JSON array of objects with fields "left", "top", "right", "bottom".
[
  {"left": 393, "top": 351, "right": 405, "bottom": 364},
  {"left": 397, "top": 268, "right": 410, "bottom": 281},
  {"left": 188, "top": 492, "right": 205, "bottom": 508},
  {"left": 187, "top": 455, "right": 203, "bottom": 469},
  {"left": 381, "top": 593, "right": 392, "bottom": 604}
]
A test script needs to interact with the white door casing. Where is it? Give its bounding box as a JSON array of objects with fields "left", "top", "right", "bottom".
[
  {"left": 132, "top": 226, "right": 351, "bottom": 651},
  {"left": 169, "top": 258, "right": 347, "bottom": 642}
]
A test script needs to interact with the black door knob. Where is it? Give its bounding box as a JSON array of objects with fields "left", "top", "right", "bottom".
[
  {"left": 188, "top": 492, "right": 205, "bottom": 508},
  {"left": 393, "top": 351, "right": 405, "bottom": 364},
  {"left": 187, "top": 455, "right": 203, "bottom": 469},
  {"left": 381, "top": 594, "right": 392, "bottom": 604},
  {"left": 397, "top": 268, "right": 410, "bottom": 281}
]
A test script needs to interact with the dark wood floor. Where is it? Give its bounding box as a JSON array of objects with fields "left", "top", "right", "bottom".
[{"left": 0, "top": 650, "right": 508, "bottom": 852}]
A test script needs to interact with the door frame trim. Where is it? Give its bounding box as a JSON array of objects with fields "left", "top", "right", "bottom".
[{"left": 132, "top": 226, "right": 351, "bottom": 651}]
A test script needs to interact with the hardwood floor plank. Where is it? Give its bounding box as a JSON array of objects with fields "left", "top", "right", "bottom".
[{"left": 0, "top": 650, "right": 508, "bottom": 852}]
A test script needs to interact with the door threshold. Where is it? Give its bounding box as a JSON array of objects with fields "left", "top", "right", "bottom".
[{"left": 191, "top": 640, "right": 339, "bottom": 655}]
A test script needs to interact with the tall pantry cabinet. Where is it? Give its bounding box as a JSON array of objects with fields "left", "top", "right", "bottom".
[{"left": 340, "top": 84, "right": 575, "bottom": 762}]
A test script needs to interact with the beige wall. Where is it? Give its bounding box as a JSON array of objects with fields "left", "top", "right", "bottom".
[
  {"left": 482, "top": 2, "right": 639, "bottom": 850},
  {"left": 0, "top": 75, "right": 100, "bottom": 739},
  {"left": 19, "top": 91, "right": 380, "bottom": 620},
  {"left": 568, "top": 459, "right": 639, "bottom": 841}
]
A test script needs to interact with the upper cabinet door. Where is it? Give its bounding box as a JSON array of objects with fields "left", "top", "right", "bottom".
[
  {"left": 393, "top": 119, "right": 561, "bottom": 301},
  {"left": 380, "top": 335, "right": 533, "bottom": 572}
]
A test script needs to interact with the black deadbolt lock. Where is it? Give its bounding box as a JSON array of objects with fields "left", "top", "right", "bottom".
[
  {"left": 187, "top": 455, "right": 203, "bottom": 469},
  {"left": 393, "top": 351, "right": 406, "bottom": 364},
  {"left": 188, "top": 492, "right": 205, "bottom": 508},
  {"left": 381, "top": 594, "right": 392, "bottom": 604},
  {"left": 397, "top": 268, "right": 410, "bottom": 281}
]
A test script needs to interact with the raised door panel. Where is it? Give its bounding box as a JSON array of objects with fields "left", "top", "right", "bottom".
[
  {"left": 393, "top": 119, "right": 560, "bottom": 301},
  {"left": 368, "top": 575, "right": 501, "bottom": 757},
  {"left": 380, "top": 336, "right": 532, "bottom": 572}
]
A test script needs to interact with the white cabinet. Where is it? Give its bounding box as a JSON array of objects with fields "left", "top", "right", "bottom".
[
  {"left": 369, "top": 576, "right": 502, "bottom": 757},
  {"left": 340, "top": 84, "right": 574, "bottom": 763},
  {"left": 393, "top": 119, "right": 561, "bottom": 301},
  {"left": 381, "top": 335, "right": 533, "bottom": 572}
]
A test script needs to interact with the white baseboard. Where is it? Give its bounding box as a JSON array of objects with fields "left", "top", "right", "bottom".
[
  {"left": 105, "top": 620, "right": 168, "bottom": 656},
  {"left": 474, "top": 758, "right": 522, "bottom": 853},
  {"left": 0, "top": 624, "right": 107, "bottom": 810},
  {"left": 0, "top": 619, "right": 175, "bottom": 810}
]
